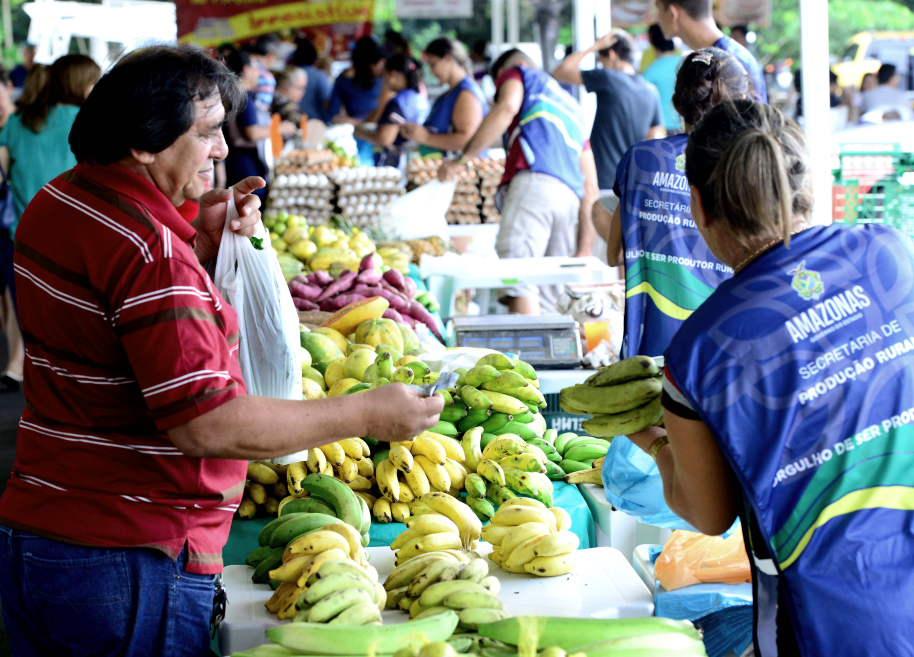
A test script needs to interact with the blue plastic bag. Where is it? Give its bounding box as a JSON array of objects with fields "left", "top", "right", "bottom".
[{"left": 601, "top": 437, "right": 696, "bottom": 529}]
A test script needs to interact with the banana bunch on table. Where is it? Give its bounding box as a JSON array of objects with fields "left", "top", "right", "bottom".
[
  {"left": 560, "top": 356, "right": 664, "bottom": 437},
  {"left": 389, "top": 492, "right": 482, "bottom": 564},
  {"left": 238, "top": 461, "right": 290, "bottom": 518},
  {"left": 372, "top": 432, "right": 468, "bottom": 524},
  {"left": 482, "top": 498, "right": 578, "bottom": 577},
  {"left": 384, "top": 548, "right": 506, "bottom": 629}
]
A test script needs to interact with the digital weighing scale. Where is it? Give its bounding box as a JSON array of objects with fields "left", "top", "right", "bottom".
[{"left": 453, "top": 314, "right": 583, "bottom": 369}]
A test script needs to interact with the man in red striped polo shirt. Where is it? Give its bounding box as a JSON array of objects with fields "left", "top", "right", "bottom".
[{"left": 0, "top": 47, "right": 442, "bottom": 657}]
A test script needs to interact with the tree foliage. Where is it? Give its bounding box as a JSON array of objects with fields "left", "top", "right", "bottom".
[{"left": 756, "top": 0, "right": 914, "bottom": 64}]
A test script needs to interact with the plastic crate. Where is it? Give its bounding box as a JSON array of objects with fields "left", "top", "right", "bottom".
[
  {"left": 833, "top": 147, "right": 914, "bottom": 237},
  {"left": 542, "top": 391, "right": 588, "bottom": 433}
]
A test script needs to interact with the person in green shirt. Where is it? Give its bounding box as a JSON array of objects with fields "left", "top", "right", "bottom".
[
  {"left": 643, "top": 24, "right": 684, "bottom": 133},
  {"left": 0, "top": 54, "right": 100, "bottom": 233}
]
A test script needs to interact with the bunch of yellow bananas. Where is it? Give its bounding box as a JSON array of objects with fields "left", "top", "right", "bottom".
[
  {"left": 482, "top": 498, "right": 578, "bottom": 577},
  {"left": 238, "top": 461, "right": 289, "bottom": 519},
  {"left": 385, "top": 493, "right": 482, "bottom": 566},
  {"left": 372, "top": 432, "right": 469, "bottom": 524}
]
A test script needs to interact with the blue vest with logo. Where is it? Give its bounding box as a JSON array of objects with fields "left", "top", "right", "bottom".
[
  {"left": 508, "top": 67, "right": 585, "bottom": 197},
  {"left": 421, "top": 77, "right": 488, "bottom": 157},
  {"left": 665, "top": 224, "right": 914, "bottom": 656},
  {"left": 615, "top": 135, "right": 732, "bottom": 358}
]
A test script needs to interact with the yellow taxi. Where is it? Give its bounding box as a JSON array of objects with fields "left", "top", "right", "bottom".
[{"left": 833, "top": 32, "right": 914, "bottom": 89}]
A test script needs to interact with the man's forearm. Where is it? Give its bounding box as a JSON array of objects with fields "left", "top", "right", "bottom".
[
  {"left": 422, "top": 130, "right": 473, "bottom": 153},
  {"left": 170, "top": 395, "right": 371, "bottom": 460},
  {"left": 463, "top": 105, "right": 514, "bottom": 159},
  {"left": 577, "top": 202, "right": 597, "bottom": 256}
]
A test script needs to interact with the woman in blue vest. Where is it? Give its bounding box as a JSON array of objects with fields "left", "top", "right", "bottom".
[
  {"left": 400, "top": 38, "right": 487, "bottom": 157},
  {"left": 328, "top": 37, "right": 385, "bottom": 165},
  {"left": 356, "top": 54, "right": 428, "bottom": 169},
  {"left": 607, "top": 47, "right": 750, "bottom": 359},
  {"left": 628, "top": 100, "right": 914, "bottom": 655}
]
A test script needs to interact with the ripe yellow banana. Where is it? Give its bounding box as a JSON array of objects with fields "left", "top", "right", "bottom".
[
  {"left": 477, "top": 459, "right": 506, "bottom": 486},
  {"left": 499, "top": 522, "right": 552, "bottom": 557},
  {"left": 384, "top": 551, "right": 460, "bottom": 590},
  {"left": 373, "top": 497, "right": 393, "bottom": 523},
  {"left": 248, "top": 482, "right": 267, "bottom": 505},
  {"left": 391, "top": 502, "right": 411, "bottom": 523},
  {"left": 306, "top": 448, "right": 326, "bottom": 474},
  {"left": 480, "top": 523, "right": 513, "bottom": 545},
  {"left": 238, "top": 497, "right": 257, "bottom": 519},
  {"left": 347, "top": 475, "right": 373, "bottom": 491},
  {"left": 415, "top": 455, "right": 451, "bottom": 493},
  {"left": 389, "top": 443, "right": 415, "bottom": 474},
  {"left": 320, "top": 462, "right": 334, "bottom": 476},
  {"left": 550, "top": 507, "right": 572, "bottom": 532},
  {"left": 503, "top": 533, "right": 550, "bottom": 571},
  {"left": 412, "top": 434, "right": 447, "bottom": 466},
  {"left": 397, "top": 481, "right": 415, "bottom": 503},
  {"left": 320, "top": 442, "right": 346, "bottom": 466},
  {"left": 501, "top": 497, "right": 547, "bottom": 511},
  {"left": 286, "top": 530, "right": 351, "bottom": 557},
  {"left": 532, "top": 531, "right": 579, "bottom": 558},
  {"left": 396, "top": 531, "right": 462, "bottom": 563},
  {"left": 404, "top": 464, "right": 431, "bottom": 497},
  {"left": 337, "top": 457, "right": 358, "bottom": 483},
  {"left": 356, "top": 458, "right": 374, "bottom": 478},
  {"left": 461, "top": 427, "right": 484, "bottom": 472},
  {"left": 323, "top": 522, "right": 364, "bottom": 560},
  {"left": 376, "top": 458, "right": 401, "bottom": 502},
  {"left": 339, "top": 438, "right": 366, "bottom": 460},
  {"left": 270, "top": 554, "right": 316, "bottom": 582},
  {"left": 420, "top": 492, "right": 482, "bottom": 548},
  {"left": 405, "top": 512, "right": 460, "bottom": 536},
  {"left": 492, "top": 505, "right": 557, "bottom": 531},
  {"left": 523, "top": 554, "right": 574, "bottom": 577},
  {"left": 295, "top": 547, "right": 351, "bottom": 587},
  {"left": 355, "top": 491, "right": 377, "bottom": 509},
  {"left": 248, "top": 461, "right": 280, "bottom": 485},
  {"left": 286, "top": 461, "right": 308, "bottom": 496},
  {"left": 482, "top": 435, "right": 528, "bottom": 461},
  {"left": 421, "top": 431, "right": 466, "bottom": 463},
  {"left": 443, "top": 459, "right": 467, "bottom": 493}
]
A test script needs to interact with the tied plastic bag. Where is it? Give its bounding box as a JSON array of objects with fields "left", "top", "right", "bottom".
[
  {"left": 378, "top": 180, "right": 455, "bottom": 240},
  {"left": 602, "top": 437, "right": 696, "bottom": 529},
  {"left": 214, "top": 196, "right": 302, "bottom": 401},
  {"left": 655, "top": 530, "right": 752, "bottom": 591}
]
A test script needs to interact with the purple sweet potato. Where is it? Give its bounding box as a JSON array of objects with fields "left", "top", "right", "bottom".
[
  {"left": 290, "top": 281, "right": 322, "bottom": 301},
  {"left": 383, "top": 308, "right": 406, "bottom": 323},
  {"left": 317, "top": 270, "right": 357, "bottom": 302},
  {"left": 383, "top": 290, "right": 411, "bottom": 314},
  {"left": 407, "top": 300, "right": 443, "bottom": 341},
  {"left": 331, "top": 294, "right": 368, "bottom": 307},
  {"left": 382, "top": 268, "right": 407, "bottom": 292},
  {"left": 319, "top": 297, "right": 347, "bottom": 312},
  {"left": 294, "top": 298, "right": 319, "bottom": 311},
  {"left": 311, "top": 270, "right": 334, "bottom": 286},
  {"left": 359, "top": 253, "right": 381, "bottom": 272},
  {"left": 357, "top": 269, "right": 383, "bottom": 286},
  {"left": 403, "top": 276, "right": 417, "bottom": 297}
]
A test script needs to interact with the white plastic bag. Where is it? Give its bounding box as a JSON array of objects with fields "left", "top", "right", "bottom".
[
  {"left": 379, "top": 180, "right": 455, "bottom": 240},
  {"left": 214, "top": 197, "right": 301, "bottom": 401}
]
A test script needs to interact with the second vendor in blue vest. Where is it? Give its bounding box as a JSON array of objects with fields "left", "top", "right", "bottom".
[
  {"left": 400, "top": 38, "right": 488, "bottom": 157},
  {"left": 438, "top": 49, "right": 594, "bottom": 315}
]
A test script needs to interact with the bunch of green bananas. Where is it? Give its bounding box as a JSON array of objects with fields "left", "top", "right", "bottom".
[
  {"left": 478, "top": 616, "right": 707, "bottom": 657},
  {"left": 463, "top": 433, "right": 556, "bottom": 520},
  {"left": 434, "top": 353, "right": 547, "bottom": 441},
  {"left": 384, "top": 548, "right": 505, "bottom": 629},
  {"left": 559, "top": 356, "right": 664, "bottom": 438},
  {"left": 482, "top": 499, "right": 578, "bottom": 577}
]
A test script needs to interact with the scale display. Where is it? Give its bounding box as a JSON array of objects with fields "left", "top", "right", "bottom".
[{"left": 454, "top": 315, "right": 582, "bottom": 369}]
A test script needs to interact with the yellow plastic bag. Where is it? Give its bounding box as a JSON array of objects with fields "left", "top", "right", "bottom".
[{"left": 655, "top": 530, "right": 751, "bottom": 591}]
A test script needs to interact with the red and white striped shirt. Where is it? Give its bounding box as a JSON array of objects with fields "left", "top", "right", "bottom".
[{"left": 0, "top": 163, "right": 248, "bottom": 574}]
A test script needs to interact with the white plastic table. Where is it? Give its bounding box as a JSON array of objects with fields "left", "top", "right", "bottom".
[
  {"left": 219, "top": 544, "right": 653, "bottom": 655},
  {"left": 419, "top": 255, "right": 616, "bottom": 320}
]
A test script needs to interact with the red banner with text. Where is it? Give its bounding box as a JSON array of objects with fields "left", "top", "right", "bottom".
[{"left": 177, "top": 0, "right": 375, "bottom": 47}]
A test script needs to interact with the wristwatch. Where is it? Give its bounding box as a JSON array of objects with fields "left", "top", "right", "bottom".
[{"left": 648, "top": 436, "right": 670, "bottom": 460}]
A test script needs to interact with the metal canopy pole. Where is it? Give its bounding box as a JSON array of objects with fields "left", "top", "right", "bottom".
[
  {"left": 507, "top": 0, "right": 520, "bottom": 45},
  {"left": 492, "top": 0, "right": 505, "bottom": 47},
  {"left": 799, "top": 0, "right": 833, "bottom": 226}
]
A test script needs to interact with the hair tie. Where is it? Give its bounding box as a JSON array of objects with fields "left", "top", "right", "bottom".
[{"left": 692, "top": 52, "right": 714, "bottom": 67}]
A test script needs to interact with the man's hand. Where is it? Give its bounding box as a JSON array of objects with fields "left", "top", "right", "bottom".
[
  {"left": 400, "top": 123, "right": 429, "bottom": 144},
  {"left": 593, "top": 32, "right": 616, "bottom": 52},
  {"left": 438, "top": 159, "right": 465, "bottom": 182},
  {"left": 194, "top": 176, "right": 266, "bottom": 264},
  {"left": 358, "top": 384, "right": 444, "bottom": 442}
]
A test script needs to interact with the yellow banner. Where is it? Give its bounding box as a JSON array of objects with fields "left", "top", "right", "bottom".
[{"left": 180, "top": 0, "right": 374, "bottom": 46}]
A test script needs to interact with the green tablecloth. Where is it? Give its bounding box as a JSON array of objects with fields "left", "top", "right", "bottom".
[{"left": 223, "top": 482, "right": 596, "bottom": 566}]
